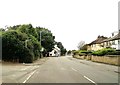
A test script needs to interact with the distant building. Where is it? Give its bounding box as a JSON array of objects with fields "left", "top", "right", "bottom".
[
  {"left": 87, "top": 36, "right": 107, "bottom": 51},
  {"left": 87, "top": 30, "right": 120, "bottom": 51},
  {"left": 49, "top": 45, "right": 61, "bottom": 57},
  {"left": 101, "top": 30, "right": 120, "bottom": 50}
]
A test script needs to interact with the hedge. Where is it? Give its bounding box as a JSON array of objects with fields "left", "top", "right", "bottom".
[{"left": 92, "top": 48, "right": 116, "bottom": 56}]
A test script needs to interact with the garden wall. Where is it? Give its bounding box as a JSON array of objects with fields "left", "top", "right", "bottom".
[{"left": 73, "top": 55, "right": 120, "bottom": 66}]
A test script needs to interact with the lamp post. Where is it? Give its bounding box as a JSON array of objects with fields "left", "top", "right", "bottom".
[
  {"left": 40, "top": 31, "right": 42, "bottom": 48},
  {"left": 40, "top": 31, "right": 42, "bottom": 58},
  {"left": 25, "top": 40, "right": 29, "bottom": 48},
  {"left": 25, "top": 39, "right": 31, "bottom": 48},
  {"left": 40, "top": 31, "right": 45, "bottom": 57}
]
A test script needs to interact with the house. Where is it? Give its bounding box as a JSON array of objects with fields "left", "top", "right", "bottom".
[
  {"left": 49, "top": 45, "right": 61, "bottom": 57},
  {"left": 87, "top": 36, "right": 108, "bottom": 51},
  {"left": 87, "top": 30, "right": 120, "bottom": 51},
  {"left": 101, "top": 30, "right": 120, "bottom": 50}
]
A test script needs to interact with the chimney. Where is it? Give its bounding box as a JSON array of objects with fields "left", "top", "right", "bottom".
[{"left": 112, "top": 33, "right": 114, "bottom": 37}]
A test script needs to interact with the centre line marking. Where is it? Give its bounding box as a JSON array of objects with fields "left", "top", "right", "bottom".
[
  {"left": 84, "top": 76, "right": 96, "bottom": 84},
  {"left": 71, "top": 68, "right": 77, "bottom": 72},
  {"left": 23, "top": 70, "right": 36, "bottom": 83}
]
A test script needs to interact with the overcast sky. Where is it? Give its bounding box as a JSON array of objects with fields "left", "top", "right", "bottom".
[{"left": 0, "top": 0, "right": 119, "bottom": 50}]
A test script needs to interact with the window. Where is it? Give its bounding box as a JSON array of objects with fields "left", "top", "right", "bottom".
[
  {"left": 118, "top": 39, "right": 120, "bottom": 44},
  {"left": 112, "top": 41, "right": 115, "bottom": 45}
]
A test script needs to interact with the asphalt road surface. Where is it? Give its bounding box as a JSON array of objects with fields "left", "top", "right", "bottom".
[{"left": 1, "top": 56, "right": 119, "bottom": 84}]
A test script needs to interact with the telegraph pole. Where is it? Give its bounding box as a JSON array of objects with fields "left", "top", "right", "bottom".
[{"left": 40, "top": 31, "right": 42, "bottom": 58}]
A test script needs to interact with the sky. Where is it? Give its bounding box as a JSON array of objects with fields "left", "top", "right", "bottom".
[{"left": 0, "top": 0, "right": 119, "bottom": 50}]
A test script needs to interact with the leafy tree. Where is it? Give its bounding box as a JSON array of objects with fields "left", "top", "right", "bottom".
[
  {"left": 56, "top": 42, "right": 67, "bottom": 56},
  {"left": 67, "top": 50, "right": 72, "bottom": 55},
  {"left": 35, "top": 27, "right": 55, "bottom": 54},
  {"left": 0, "top": 28, "right": 5, "bottom": 31},
  {"left": 2, "top": 30, "right": 28, "bottom": 62},
  {"left": 17, "top": 24, "right": 38, "bottom": 39},
  {"left": 2, "top": 27, "right": 41, "bottom": 63},
  {"left": 2, "top": 23, "right": 66, "bottom": 63}
]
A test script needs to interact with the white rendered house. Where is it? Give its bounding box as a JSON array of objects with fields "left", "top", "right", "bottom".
[{"left": 49, "top": 45, "right": 61, "bottom": 57}]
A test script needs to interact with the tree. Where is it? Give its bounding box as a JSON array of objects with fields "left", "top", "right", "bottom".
[
  {"left": 56, "top": 42, "right": 67, "bottom": 56},
  {"left": 77, "top": 41, "right": 85, "bottom": 50},
  {"left": 2, "top": 24, "right": 41, "bottom": 63},
  {"left": 80, "top": 44, "right": 88, "bottom": 50},
  {"left": 67, "top": 50, "right": 72, "bottom": 55},
  {"left": 2, "top": 30, "right": 29, "bottom": 62},
  {"left": 0, "top": 28, "right": 5, "bottom": 31},
  {"left": 17, "top": 24, "right": 38, "bottom": 39},
  {"left": 2, "top": 24, "right": 61, "bottom": 62},
  {"left": 35, "top": 27, "right": 55, "bottom": 53}
]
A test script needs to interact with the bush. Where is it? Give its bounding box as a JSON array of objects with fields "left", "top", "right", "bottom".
[
  {"left": 92, "top": 48, "right": 115, "bottom": 56},
  {"left": 73, "top": 50, "right": 79, "bottom": 55},
  {"left": 106, "top": 50, "right": 120, "bottom": 55},
  {"left": 73, "top": 50, "right": 92, "bottom": 56},
  {"left": 2, "top": 30, "right": 37, "bottom": 63},
  {"left": 80, "top": 50, "right": 92, "bottom": 54}
]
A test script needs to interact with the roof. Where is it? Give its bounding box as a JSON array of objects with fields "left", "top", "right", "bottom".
[
  {"left": 101, "top": 32, "right": 120, "bottom": 42},
  {"left": 109, "top": 32, "right": 120, "bottom": 41},
  {"left": 101, "top": 37, "right": 111, "bottom": 42},
  {"left": 88, "top": 36, "right": 107, "bottom": 45}
]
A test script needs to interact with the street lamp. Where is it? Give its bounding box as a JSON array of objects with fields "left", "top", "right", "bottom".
[
  {"left": 40, "top": 31, "right": 42, "bottom": 48},
  {"left": 40, "top": 31, "right": 43, "bottom": 58},
  {"left": 25, "top": 39, "right": 31, "bottom": 48},
  {"left": 25, "top": 40, "right": 29, "bottom": 48}
]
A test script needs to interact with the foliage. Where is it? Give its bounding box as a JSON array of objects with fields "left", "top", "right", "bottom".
[
  {"left": 2, "top": 23, "right": 67, "bottom": 62},
  {"left": 2, "top": 24, "right": 66, "bottom": 63},
  {"left": 0, "top": 28, "right": 5, "bottom": 31},
  {"left": 92, "top": 48, "right": 115, "bottom": 56},
  {"left": 36, "top": 27, "right": 55, "bottom": 53},
  {"left": 72, "top": 50, "right": 92, "bottom": 56},
  {"left": 106, "top": 50, "right": 120, "bottom": 55},
  {"left": 17, "top": 24, "right": 38, "bottom": 39},
  {"left": 56, "top": 42, "right": 67, "bottom": 56},
  {"left": 72, "top": 50, "right": 79, "bottom": 55},
  {"left": 2, "top": 24, "right": 41, "bottom": 63},
  {"left": 73, "top": 48, "right": 119, "bottom": 57},
  {"left": 2, "top": 30, "right": 28, "bottom": 62},
  {"left": 67, "top": 50, "right": 72, "bottom": 55}
]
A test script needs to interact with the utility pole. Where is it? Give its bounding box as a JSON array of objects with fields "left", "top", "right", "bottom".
[
  {"left": 40, "top": 31, "right": 42, "bottom": 58},
  {"left": 25, "top": 40, "right": 29, "bottom": 48},
  {"left": 40, "top": 31, "right": 42, "bottom": 47},
  {"left": 118, "top": 2, "right": 120, "bottom": 50}
]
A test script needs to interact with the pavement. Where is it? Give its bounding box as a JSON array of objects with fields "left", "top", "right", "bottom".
[
  {"left": 1, "top": 56, "right": 119, "bottom": 84},
  {"left": 1, "top": 57, "right": 48, "bottom": 83}
]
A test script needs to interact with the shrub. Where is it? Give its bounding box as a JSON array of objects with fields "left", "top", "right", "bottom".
[
  {"left": 73, "top": 50, "right": 92, "bottom": 56},
  {"left": 106, "top": 50, "right": 120, "bottom": 55},
  {"left": 73, "top": 50, "right": 79, "bottom": 55},
  {"left": 2, "top": 30, "right": 36, "bottom": 63},
  {"left": 80, "top": 50, "right": 92, "bottom": 54},
  {"left": 92, "top": 48, "right": 115, "bottom": 56}
]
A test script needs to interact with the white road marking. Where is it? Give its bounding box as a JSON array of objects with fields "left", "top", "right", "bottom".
[
  {"left": 71, "top": 68, "right": 77, "bottom": 72},
  {"left": 23, "top": 70, "right": 36, "bottom": 83},
  {"left": 21, "top": 66, "right": 39, "bottom": 71},
  {"left": 84, "top": 76, "right": 96, "bottom": 84}
]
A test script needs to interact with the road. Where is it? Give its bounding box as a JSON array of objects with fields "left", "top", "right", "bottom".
[{"left": 1, "top": 56, "right": 119, "bottom": 84}]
